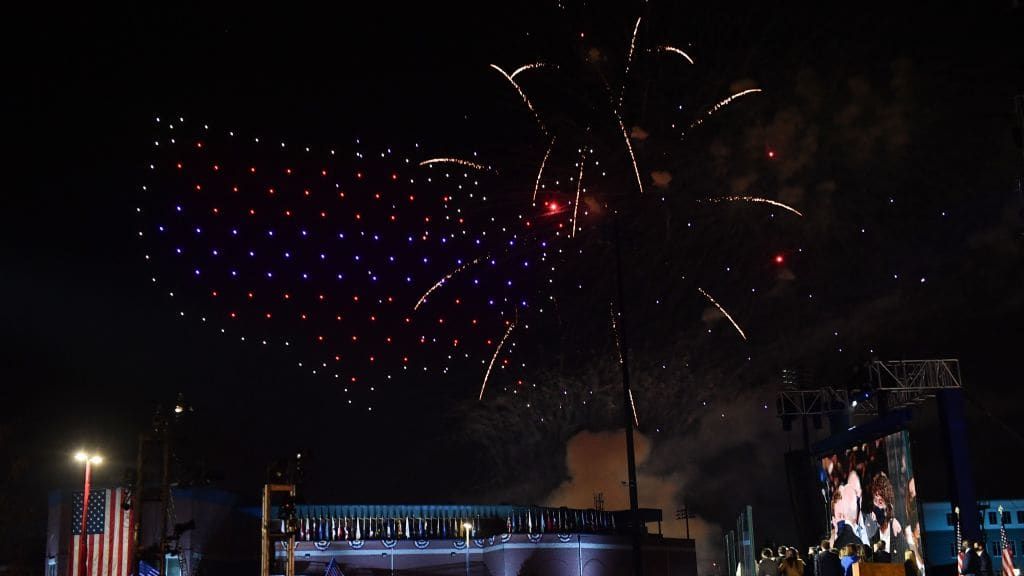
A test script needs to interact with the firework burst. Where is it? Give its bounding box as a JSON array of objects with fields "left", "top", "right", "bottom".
[{"left": 412, "top": 3, "right": 801, "bottom": 412}]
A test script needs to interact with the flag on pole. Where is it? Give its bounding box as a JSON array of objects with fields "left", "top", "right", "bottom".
[
  {"left": 70, "top": 488, "right": 133, "bottom": 576},
  {"left": 323, "top": 558, "right": 343, "bottom": 576},
  {"left": 956, "top": 506, "right": 965, "bottom": 575},
  {"left": 1000, "top": 507, "right": 1016, "bottom": 576},
  {"left": 138, "top": 561, "right": 159, "bottom": 576}
]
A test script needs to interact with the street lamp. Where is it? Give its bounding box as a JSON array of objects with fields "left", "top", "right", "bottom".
[
  {"left": 463, "top": 522, "right": 473, "bottom": 576},
  {"left": 74, "top": 451, "right": 103, "bottom": 576}
]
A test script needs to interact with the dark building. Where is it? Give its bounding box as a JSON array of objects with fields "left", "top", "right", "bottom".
[{"left": 46, "top": 490, "right": 696, "bottom": 576}]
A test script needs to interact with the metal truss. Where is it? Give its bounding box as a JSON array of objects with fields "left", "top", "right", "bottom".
[{"left": 776, "top": 359, "right": 962, "bottom": 418}]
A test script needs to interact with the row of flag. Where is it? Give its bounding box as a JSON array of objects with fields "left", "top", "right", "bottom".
[
  {"left": 292, "top": 514, "right": 478, "bottom": 542},
  {"left": 506, "top": 508, "right": 616, "bottom": 535},
  {"left": 955, "top": 505, "right": 1017, "bottom": 576},
  {"left": 288, "top": 507, "right": 618, "bottom": 542}
]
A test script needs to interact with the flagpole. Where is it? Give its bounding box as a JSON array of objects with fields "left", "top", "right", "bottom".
[{"left": 956, "top": 506, "right": 963, "bottom": 576}]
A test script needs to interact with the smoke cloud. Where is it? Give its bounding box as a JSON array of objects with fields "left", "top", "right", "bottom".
[{"left": 543, "top": 391, "right": 795, "bottom": 569}]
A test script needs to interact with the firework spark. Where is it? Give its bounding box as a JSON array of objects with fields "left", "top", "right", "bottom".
[
  {"left": 532, "top": 137, "right": 556, "bottom": 204},
  {"left": 654, "top": 45, "right": 695, "bottom": 65},
  {"left": 619, "top": 16, "right": 643, "bottom": 110},
  {"left": 615, "top": 112, "right": 644, "bottom": 194},
  {"left": 697, "top": 287, "right": 747, "bottom": 341},
  {"left": 609, "top": 303, "right": 639, "bottom": 426},
  {"left": 490, "top": 63, "right": 548, "bottom": 135},
  {"left": 699, "top": 195, "right": 803, "bottom": 217},
  {"left": 418, "top": 158, "right": 492, "bottom": 172},
  {"left": 479, "top": 315, "right": 517, "bottom": 401},
  {"left": 628, "top": 387, "right": 640, "bottom": 428},
  {"left": 609, "top": 302, "right": 623, "bottom": 366},
  {"left": 510, "top": 62, "right": 549, "bottom": 79},
  {"left": 685, "top": 88, "right": 763, "bottom": 135},
  {"left": 413, "top": 257, "right": 486, "bottom": 311},
  {"left": 571, "top": 149, "right": 587, "bottom": 238}
]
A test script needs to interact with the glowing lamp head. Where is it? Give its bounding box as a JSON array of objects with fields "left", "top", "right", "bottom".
[
  {"left": 75, "top": 451, "right": 102, "bottom": 464},
  {"left": 463, "top": 522, "right": 473, "bottom": 530}
]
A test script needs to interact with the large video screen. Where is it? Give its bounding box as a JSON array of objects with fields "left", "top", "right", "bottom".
[{"left": 818, "top": 430, "right": 925, "bottom": 571}]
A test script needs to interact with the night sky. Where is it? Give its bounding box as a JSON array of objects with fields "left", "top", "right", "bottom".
[{"left": 5, "top": 1, "right": 1024, "bottom": 568}]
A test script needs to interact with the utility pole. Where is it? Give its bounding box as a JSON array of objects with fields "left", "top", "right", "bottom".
[
  {"left": 675, "top": 505, "right": 692, "bottom": 539},
  {"left": 612, "top": 214, "right": 643, "bottom": 576}
]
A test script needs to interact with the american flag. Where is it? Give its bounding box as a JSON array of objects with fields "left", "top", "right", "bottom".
[
  {"left": 1000, "top": 508, "right": 1016, "bottom": 576},
  {"left": 956, "top": 507, "right": 964, "bottom": 575},
  {"left": 323, "top": 558, "right": 344, "bottom": 576},
  {"left": 71, "top": 488, "right": 133, "bottom": 576}
]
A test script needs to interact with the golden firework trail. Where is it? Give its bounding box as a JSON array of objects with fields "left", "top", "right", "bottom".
[
  {"left": 606, "top": 301, "right": 622, "bottom": 362},
  {"left": 618, "top": 16, "right": 643, "bottom": 110},
  {"left": 414, "top": 256, "right": 485, "bottom": 311},
  {"left": 610, "top": 303, "right": 638, "bottom": 426},
  {"left": 490, "top": 63, "right": 548, "bottom": 135},
  {"left": 479, "top": 315, "right": 517, "bottom": 401},
  {"left": 685, "top": 88, "right": 763, "bottom": 134},
  {"left": 655, "top": 45, "right": 695, "bottom": 65},
  {"left": 628, "top": 388, "right": 640, "bottom": 428},
  {"left": 510, "top": 62, "right": 548, "bottom": 79},
  {"left": 699, "top": 195, "right": 803, "bottom": 217},
  {"left": 418, "top": 158, "right": 492, "bottom": 172},
  {"left": 532, "top": 137, "right": 556, "bottom": 203},
  {"left": 697, "top": 287, "right": 747, "bottom": 341},
  {"left": 571, "top": 149, "right": 586, "bottom": 238},
  {"left": 615, "top": 111, "right": 644, "bottom": 194}
]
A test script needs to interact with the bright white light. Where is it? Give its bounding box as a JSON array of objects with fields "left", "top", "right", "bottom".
[{"left": 75, "top": 451, "right": 102, "bottom": 464}]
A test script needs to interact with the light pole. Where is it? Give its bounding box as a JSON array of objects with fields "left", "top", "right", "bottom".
[
  {"left": 74, "top": 451, "right": 103, "bottom": 576},
  {"left": 463, "top": 522, "right": 473, "bottom": 576}
]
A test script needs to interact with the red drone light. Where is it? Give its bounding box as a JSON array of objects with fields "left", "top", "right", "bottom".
[{"left": 773, "top": 254, "right": 785, "bottom": 265}]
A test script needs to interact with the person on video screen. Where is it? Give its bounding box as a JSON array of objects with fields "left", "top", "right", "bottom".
[
  {"left": 867, "top": 472, "right": 902, "bottom": 550},
  {"left": 831, "top": 471, "right": 874, "bottom": 546},
  {"left": 833, "top": 485, "right": 869, "bottom": 548}
]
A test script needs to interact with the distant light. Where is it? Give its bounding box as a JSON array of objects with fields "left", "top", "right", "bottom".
[
  {"left": 851, "top": 400, "right": 858, "bottom": 407},
  {"left": 774, "top": 254, "right": 785, "bottom": 265}
]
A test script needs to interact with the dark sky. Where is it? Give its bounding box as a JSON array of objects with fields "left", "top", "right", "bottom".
[{"left": 5, "top": 0, "right": 1024, "bottom": 567}]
